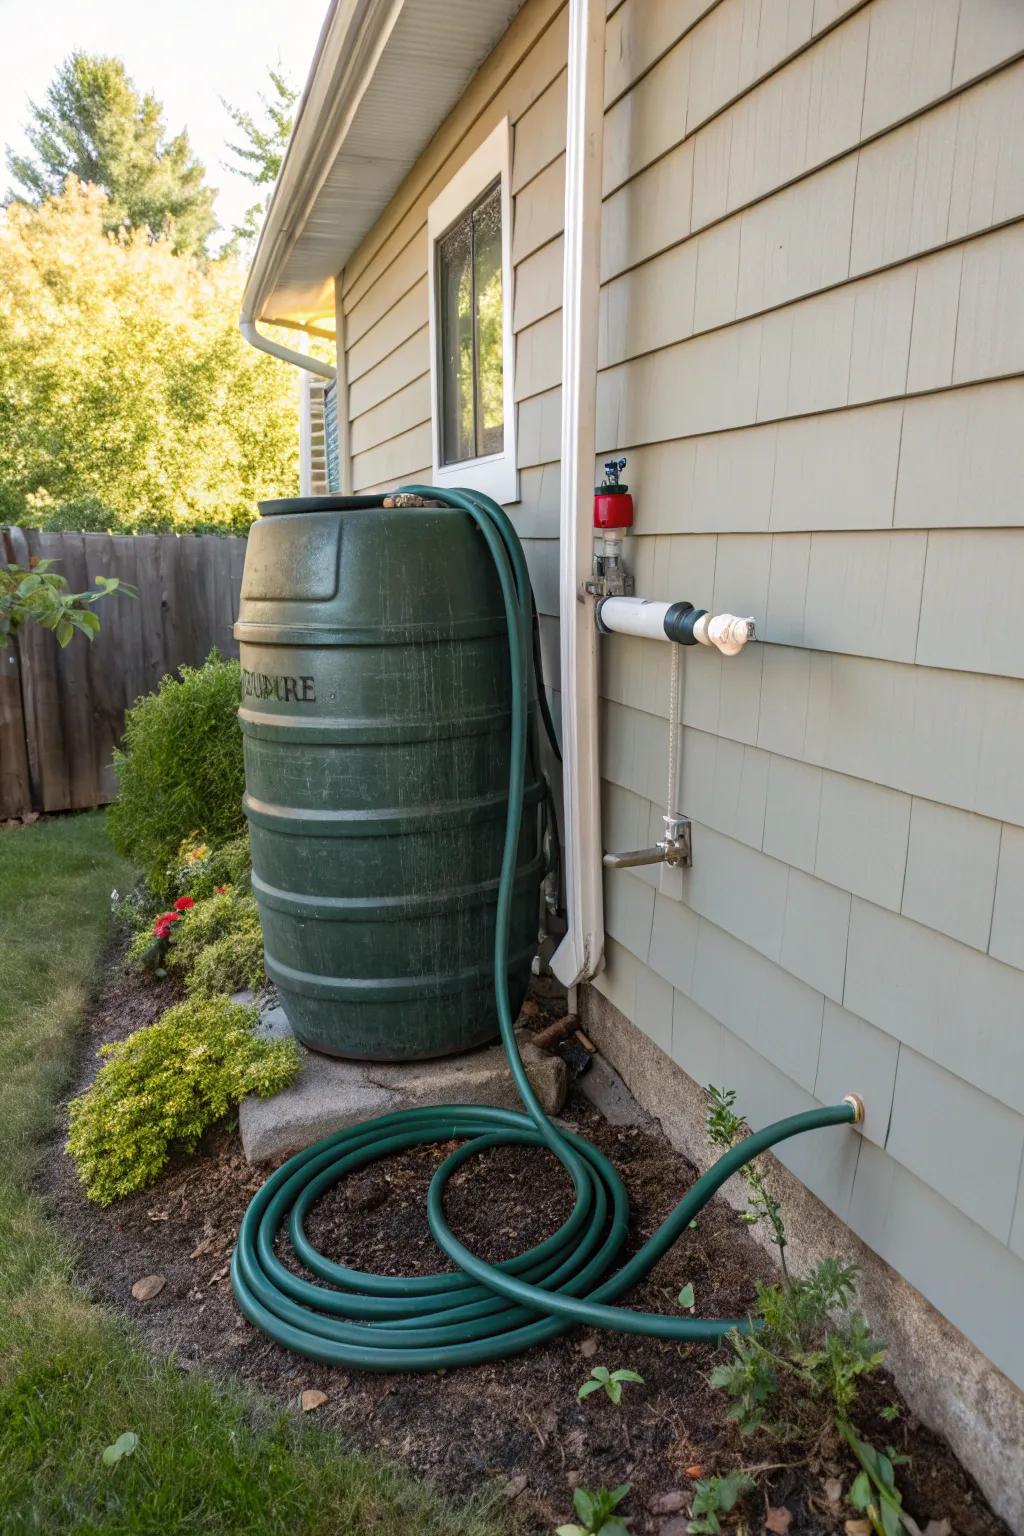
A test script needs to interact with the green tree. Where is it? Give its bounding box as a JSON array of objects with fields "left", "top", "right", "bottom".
[
  {"left": 222, "top": 65, "right": 297, "bottom": 247},
  {"left": 0, "top": 181, "right": 298, "bottom": 533},
  {"left": 6, "top": 53, "right": 216, "bottom": 256}
]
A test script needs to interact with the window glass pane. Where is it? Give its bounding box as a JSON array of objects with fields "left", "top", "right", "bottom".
[
  {"left": 437, "top": 214, "right": 474, "bottom": 465},
  {"left": 472, "top": 182, "right": 503, "bottom": 458}
]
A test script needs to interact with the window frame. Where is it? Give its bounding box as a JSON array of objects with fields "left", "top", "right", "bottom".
[{"left": 427, "top": 117, "right": 517, "bottom": 504}]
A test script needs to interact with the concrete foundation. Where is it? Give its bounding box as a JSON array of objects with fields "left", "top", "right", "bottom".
[
  {"left": 239, "top": 1007, "right": 567, "bottom": 1164},
  {"left": 579, "top": 986, "right": 1024, "bottom": 1535}
]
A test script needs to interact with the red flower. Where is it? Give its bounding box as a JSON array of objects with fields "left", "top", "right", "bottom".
[
  {"left": 153, "top": 920, "right": 172, "bottom": 938},
  {"left": 173, "top": 896, "right": 195, "bottom": 911},
  {"left": 215, "top": 885, "right": 228, "bottom": 895}
]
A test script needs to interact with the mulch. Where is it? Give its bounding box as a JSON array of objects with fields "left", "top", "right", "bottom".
[{"left": 39, "top": 945, "right": 1009, "bottom": 1536}]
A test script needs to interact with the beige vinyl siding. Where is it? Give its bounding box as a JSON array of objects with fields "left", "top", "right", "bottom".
[
  {"left": 336, "top": 0, "right": 1024, "bottom": 1397},
  {"left": 336, "top": 0, "right": 570, "bottom": 723}
]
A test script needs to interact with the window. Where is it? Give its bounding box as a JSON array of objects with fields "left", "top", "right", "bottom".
[{"left": 428, "top": 119, "right": 517, "bottom": 503}]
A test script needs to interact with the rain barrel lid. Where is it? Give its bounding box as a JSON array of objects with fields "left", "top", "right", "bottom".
[{"left": 257, "top": 494, "right": 389, "bottom": 517}]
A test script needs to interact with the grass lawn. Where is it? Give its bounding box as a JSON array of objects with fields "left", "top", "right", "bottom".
[{"left": 0, "top": 812, "right": 499, "bottom": 1536}]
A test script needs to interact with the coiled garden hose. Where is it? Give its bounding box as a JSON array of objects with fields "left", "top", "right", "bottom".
[{"left": 231, "top": 485, "right": 859, "bottom": 1370}]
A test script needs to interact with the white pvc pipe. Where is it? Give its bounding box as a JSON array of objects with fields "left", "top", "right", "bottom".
[
  {"left": 598, "top": 596, "right": 673, "bottom": 641},
  {"left": 550, "top": 0, "right": 607, "bottom": 989}
]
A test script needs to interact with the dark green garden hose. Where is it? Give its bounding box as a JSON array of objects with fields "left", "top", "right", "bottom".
[{"left": 231, "top": 485, "right": 858, "bottom": 1370}]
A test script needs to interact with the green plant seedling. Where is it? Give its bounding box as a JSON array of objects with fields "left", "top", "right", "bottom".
[
  {"left": 687, "top": 1472, "right": 755, "bottom": 1534},
  {"left": 879, "top": 1403, "right": 900, "bottom": 1423},
  {"left": 556, "top": 1482, "right": 631, "bottom": 1534},
  {"left": 677, "top": 1283, "right": 696, "bottom": 1311},
  {"left": 577, "top": 1365, "right": 644, "bottom": 1406},
  {"left": 703, "top": 1085, "right": 905, "bottom": 1534},
  {"left": 843, "top": 1426, "right": 908, "bottom": 1536},
  {"left": 101, "top": 1431, "right": 140, "bottom": 1467}
]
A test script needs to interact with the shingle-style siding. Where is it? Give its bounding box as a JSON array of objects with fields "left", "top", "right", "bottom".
[{"left": 337, "top": 0, "right": 1024, "bottom": 1398}]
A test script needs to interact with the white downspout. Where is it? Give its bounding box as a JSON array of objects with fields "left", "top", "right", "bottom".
[
  {"left": 240, "top": 315, "right": 337, "bottom": 382},
  {"left": 551, "top": 0, "right": 606, "bottom": 989}
]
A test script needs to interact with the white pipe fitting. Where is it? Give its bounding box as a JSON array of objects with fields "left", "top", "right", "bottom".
[
  {"left": 692, "top": 611, "right": 756, "bottom": 656},
  {"left": 597, "top": 596, "right": 756, "bottom": 655}
]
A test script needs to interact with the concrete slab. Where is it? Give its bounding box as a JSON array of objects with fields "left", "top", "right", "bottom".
[{"left": 240, "top": 1008, "right": 568, "bottom": 1164}]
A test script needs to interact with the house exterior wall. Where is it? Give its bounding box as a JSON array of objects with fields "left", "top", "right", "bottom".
[{"left": 335, "top": 0, "right": 1024, "bottom": 1511}]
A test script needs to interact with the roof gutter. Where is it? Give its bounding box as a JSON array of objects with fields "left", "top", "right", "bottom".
[
  {"left": 550, "top": 0, "right": 607, "bottom": 988},
  {"left": 239, "top": 0, "right": 407, "bottom": 371}
]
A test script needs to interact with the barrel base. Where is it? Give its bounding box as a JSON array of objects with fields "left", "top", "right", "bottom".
[{"left": 275, "top": 971, "right": 531, "bottom": 1062}]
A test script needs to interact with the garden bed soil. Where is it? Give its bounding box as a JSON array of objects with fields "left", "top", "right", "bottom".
[{"left": 42, "top": 947, "right": 1009, "bottom": 1536}]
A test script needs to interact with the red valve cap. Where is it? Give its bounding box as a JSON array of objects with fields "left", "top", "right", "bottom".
[{"left": 594, "top": 490, "right": 634, "bottom": 529}]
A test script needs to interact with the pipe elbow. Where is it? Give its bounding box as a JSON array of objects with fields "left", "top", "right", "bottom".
[{"left": 693, "top": 612, "right": 756, "bottom": 655}]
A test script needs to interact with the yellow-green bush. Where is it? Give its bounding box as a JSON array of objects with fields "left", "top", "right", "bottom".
[
  {"left": 184, "top": 920, "right": 265, "bottom": 999},
  {"left": 173, "top": 832, "right": 252, "bottom": 902},
  {"left": 165, "top": 890, "right": 259, "bottom": 977},
  {"left": 66, "top": 996, "right": 299, "bottom": 1204}
]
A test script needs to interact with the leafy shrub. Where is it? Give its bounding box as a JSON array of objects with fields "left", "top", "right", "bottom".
[
  {"left": 1, "top": 557, "right": 132, "bottom": 647},
  {"left": 165, "top": 890, "right": 259, "bottom": 977},
  {"left": 107, "top": 654, "right": 245, "bottom": 894},
  {"left": 184, "top": 917, "right": 265, "bottom": 999},
  {"left": 172, "top": 832, "right": 252, "bottom": 901},
  {"left": 66, "top": 995, "right": 299, "bottom": 1204}
]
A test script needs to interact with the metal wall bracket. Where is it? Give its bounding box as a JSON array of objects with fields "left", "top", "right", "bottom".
[{"left": 602, "top": 815, "right": 693, "bottom": 871}]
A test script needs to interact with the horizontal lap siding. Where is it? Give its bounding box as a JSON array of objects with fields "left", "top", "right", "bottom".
[
  {"left": 335, "top": 0, "right": 1024, "bottom": 1391},
  {"left": 338, "top": 0, "right": 571, "bottom": 540},
  {"left": 589, "top": 0, "right": 1024, "bottom": 1394}
]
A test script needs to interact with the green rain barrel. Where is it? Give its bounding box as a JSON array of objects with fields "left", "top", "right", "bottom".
[{"left": 234, "top": 495, "right": 545, "bottom": 1060}]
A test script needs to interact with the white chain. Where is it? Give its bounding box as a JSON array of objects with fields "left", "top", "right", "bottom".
[{"left": 665, "top": 640, "right": 681, "bottom": 821}]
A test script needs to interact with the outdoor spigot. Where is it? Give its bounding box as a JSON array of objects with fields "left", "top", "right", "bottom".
[{"left": 603, "top": 813, "right": 692, "bottom": 871}]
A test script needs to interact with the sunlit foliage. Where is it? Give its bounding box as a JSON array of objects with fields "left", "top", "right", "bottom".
[{"left": 0, "top": 182, "right": 299, "bottom": 533}]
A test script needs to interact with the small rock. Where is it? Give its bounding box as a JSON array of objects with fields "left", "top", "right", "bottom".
[
  {"left": 579, "top": 1335, "right": 599, "bottom": 1358},
  {"left": 684, "top": 1465, "right": 704, "bottom": 1480},
  {"left": 651, "top": 1491, "right": 686, "bottom": 1515},
  {"left": 502, "top": 1475, "right": 528, "bottom": 1500},
  {"left": 567, "top": 1470, "right": 579, "bottom": 1488},
  {"left": 300, "top": 1389, "right": 328, "bottom": 1412},
  {"left": 845, "top": 1522, "right": 872, "bottom": 1536},
  {"left": 823, "top": 1478, "right": 843, "bottom": 1507},
  {"left": 765, "top": 1508, "right": 792, "bottom": 1534},
  {"left": 131, "top": 1273, "right": 166, "bottom": 1302},
  {"left": 659, "top": 1518, "right": 689, "bottom": 1536}
]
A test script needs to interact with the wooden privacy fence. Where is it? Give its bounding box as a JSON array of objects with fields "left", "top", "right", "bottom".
[{"left": 1, "top": 528, "right": 246, "bottom": 820}]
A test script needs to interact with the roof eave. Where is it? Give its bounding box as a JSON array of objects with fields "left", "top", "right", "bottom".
[{"left": 240, "top": 0, "right": 405, "bottom": 334}]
